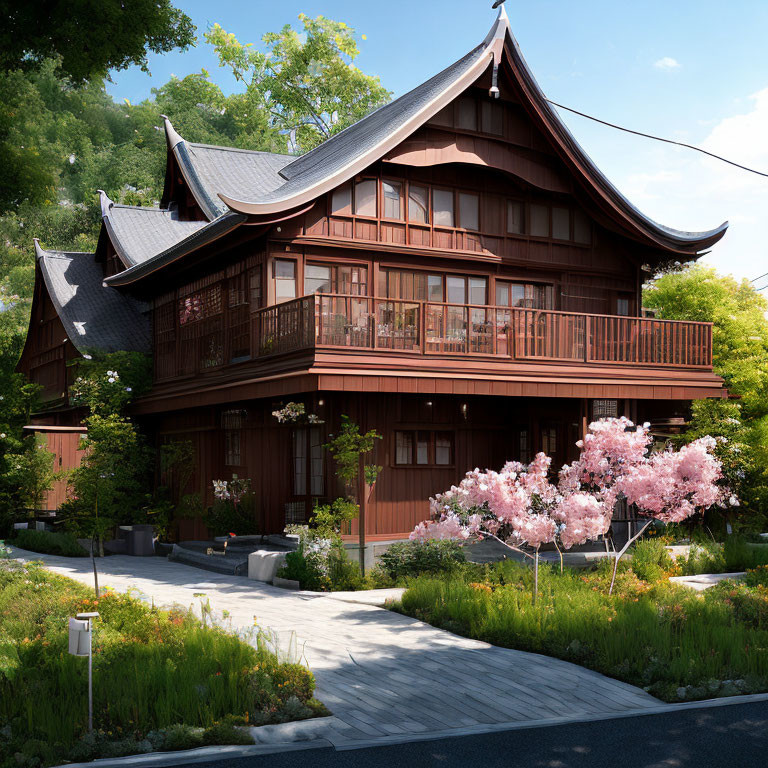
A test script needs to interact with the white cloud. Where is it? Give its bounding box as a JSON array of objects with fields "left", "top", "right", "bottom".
[
  {"left": 654, "top": 57, "right": 680, "bottom": 71},
  {"left": 616, "top": 88, "right": 768, "bottom": 281}
]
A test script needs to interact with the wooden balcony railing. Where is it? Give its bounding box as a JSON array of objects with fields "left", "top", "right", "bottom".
[{"left": 252, "top": 294, "right": 713, "bottom": 369}]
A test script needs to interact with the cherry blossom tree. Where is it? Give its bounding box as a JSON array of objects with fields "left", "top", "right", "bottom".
[{"left": 412, "top": 417, "right": 735, "bottom": 598}]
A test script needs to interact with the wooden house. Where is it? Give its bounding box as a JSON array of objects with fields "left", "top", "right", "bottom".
[{"left": 17, "top": 9, "right": 727, "bottom": 550}]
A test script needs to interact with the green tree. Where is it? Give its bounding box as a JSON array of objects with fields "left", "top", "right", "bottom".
[
  {"left": 645, "top": 265, "right": 768, "bottom": 522},
  {"left": 0, "top": 0, "right": 196, "bottom": 84},
  {"left": 206, "top": 14, "right": 391, "bottom": 153},
  {"left": 644, "top": 265, "right": 768, "bottom": 418}
]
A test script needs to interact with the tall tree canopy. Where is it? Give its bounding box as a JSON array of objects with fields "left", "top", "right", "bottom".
[
  {"left": 643, "top": 264, "right": 768, "bottom": 418},
  {"left": 206, "top": 14, "right": 391, "bottom": 152},
  {"left": 0, "top": 0, "right": 196, "bottom": 83}
]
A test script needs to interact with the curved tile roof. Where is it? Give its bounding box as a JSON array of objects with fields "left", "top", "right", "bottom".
[
  {"left": 103, "top": 211, "right": 246, "bottom": 287},
  {"left": 99, "top": 191, "right": 207, "bottom": 268},
  {"left": 162, "top": 119, "right": 293, "bottom": 221},
  {"left": 181, "top": 7, "right": 724, "bottom": 256},
  {"left": 34, "top": 240, "right": 150, "bottom": 354}
]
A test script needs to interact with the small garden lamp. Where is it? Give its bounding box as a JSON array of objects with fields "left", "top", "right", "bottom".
[{"left": 69, "top": 611, "right": 99, "bottom": 733}]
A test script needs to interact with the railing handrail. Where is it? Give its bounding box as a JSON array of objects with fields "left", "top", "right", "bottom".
[{"left": 268, "top": 292, "right": 713, "bottom": 328}]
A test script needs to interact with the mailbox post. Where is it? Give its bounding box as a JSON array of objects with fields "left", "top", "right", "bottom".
[{"left": 69, "top": 611, "right": 99, "bottom": 733}]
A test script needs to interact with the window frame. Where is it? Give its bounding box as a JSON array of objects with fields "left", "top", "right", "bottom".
[
  {"left": 381, "top": 179, "right": 404, "bottom": 221},
  {"left": 393, "top": 430, "right": 455, "bottom": 467}
]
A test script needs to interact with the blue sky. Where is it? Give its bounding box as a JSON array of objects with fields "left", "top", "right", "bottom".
[{"left": 106, "top": 0, "right": 768, "bottom": 282}]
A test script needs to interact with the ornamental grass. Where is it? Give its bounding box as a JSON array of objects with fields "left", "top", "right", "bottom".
[
  {"left": 395, "top": 559, "right": 768, "bottom": 702},
  {"left": 0, "top": 561, "right": 325, "bottom": 766}
]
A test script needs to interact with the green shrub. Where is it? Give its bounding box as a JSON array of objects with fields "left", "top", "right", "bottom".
[
  {"left": 678, "top": 540, "right": 726, "bottom": 575},
  {"left": 630, "top": 538, "right": 675, "bottom": 582},
  {"left": 12, "top": 528, "right": 87, "bottom": 557},
  {"left": 0, "top": 562, "right": 325, "bottom": 766},
  {"left": 724, "top": 535, "right": 768, "bottom": 571},
  {"left": 376, "top": 539, "right": 466, "bottom": 582},
  {"left": 202, "top": 722, "right": 254, "bottom": 746},
  {"left": 204, "top": 494, "right": 259, "bottom": 536}
]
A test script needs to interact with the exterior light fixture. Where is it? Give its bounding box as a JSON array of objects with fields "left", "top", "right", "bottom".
[
  {"left": 426, "top": 401, "right": 433, "bottom": 407},
  {"left": 70, "top": 612, "right": 99, "bottom": 733}
]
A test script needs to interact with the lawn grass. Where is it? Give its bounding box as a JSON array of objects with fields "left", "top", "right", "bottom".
[
  {"left": 393, "top": 557, "right": 768, "bottom": 702},
  {"left": 0, "top": 559, "right": 327, "bottom": 766},
  {"left": 10, "top": 528, "right": 88, "bottom": 557}
]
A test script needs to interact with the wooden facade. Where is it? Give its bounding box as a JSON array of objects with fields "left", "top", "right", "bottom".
[{"left": 18, "top": 9, "right": 728, "bottom": 536}]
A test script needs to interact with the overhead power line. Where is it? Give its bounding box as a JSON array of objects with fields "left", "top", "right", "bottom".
[{"left": 545, "top": 98, "right": 768, "bottom": 179}]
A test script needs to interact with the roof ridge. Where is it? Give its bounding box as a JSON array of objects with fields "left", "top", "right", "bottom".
[{"left": 187, "top": 142, "right": 293, "bottom": 160}]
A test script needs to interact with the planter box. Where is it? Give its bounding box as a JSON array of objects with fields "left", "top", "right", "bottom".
[
  {"left": 272, "top": 576, "right": 301, "bottom": 590},
  {"left": 248, "top": 550, "right": 288, "bottom": 582}
]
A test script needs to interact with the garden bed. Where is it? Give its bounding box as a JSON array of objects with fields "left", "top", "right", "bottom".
[
  {"left": 0, "top": 559, "right": 328, "bottom": 767},
  {"left": 392, "top": 556, "right": 768, "bottom": 703}
]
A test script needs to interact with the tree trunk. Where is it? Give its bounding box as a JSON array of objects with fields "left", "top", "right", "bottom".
[
  {"left": 533, "top": 547, "right": 540, "bottom": 605},
  {"left": 608, "top": 519, "right": 654, "bottom": 595}
]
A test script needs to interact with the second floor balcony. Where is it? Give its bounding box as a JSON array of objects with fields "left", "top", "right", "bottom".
[
  {"left": 153, "top": 291, "right": 713, "bottom": 383},
  {"left": 253, "top": 293, "right": 713, "bottom": 369}
]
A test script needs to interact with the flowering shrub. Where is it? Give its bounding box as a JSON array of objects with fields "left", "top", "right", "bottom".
[
  {"left": 207, "top": 476, "right": 257, "bottom": 536},
  {"left": 413, "top": 417, "right": 735, "bottom": 595},
  {"left": 271, "top": 402, "right": 323, "bottom": 424}
]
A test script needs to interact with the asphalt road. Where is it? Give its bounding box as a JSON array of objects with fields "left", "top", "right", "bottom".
[{"left": 188, "top": 700, "right": 768, "bottom": 768}]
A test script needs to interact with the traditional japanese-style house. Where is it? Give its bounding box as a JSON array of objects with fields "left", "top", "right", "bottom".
[{"left": 18, "top": 9, "right": 728, "bottom": 556}]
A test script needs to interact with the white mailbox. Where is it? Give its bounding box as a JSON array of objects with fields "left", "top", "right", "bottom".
[{"left": 68, "top": 618, "right": 91, "bottom": 656}]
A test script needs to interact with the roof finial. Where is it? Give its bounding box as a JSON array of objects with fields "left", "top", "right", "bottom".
[
  {"left": 160, "top": 114, "right": 185, "bottom": 150},
  {"left": 492, "top": 0, "right": 506, "bottom": 7}
]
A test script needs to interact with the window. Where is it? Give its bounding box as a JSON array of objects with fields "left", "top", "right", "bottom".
[
  {"left": 249, "top": 270, "right": 262, "bottom": 309},
  {"left": 428, "top": 274, "right": 444, "bottom": 302},
  {"left": 459, "top": 192, "right": 479, "bottom": 231},
  {"left": 382, "top": 180, "right": 403, "bottom": 219},
  {"left": 408, "top": 185, "right": 429, "bottom": 223},
  {"left": 507, "top": 201, "right": 525, "bottom": 234},
  {"left": 304, "top": 264, "right": 331, "bottom": 294},
  {"left": 592, "top": 399, "right": 619, "bottom": 420},
  {"left": 446, "top": 276, "right": 466, "bottom": 304},
  {"left": 481, "top": 100, "right": 503, "bottom": 135},
  {"left": 617, "top": 296, "right": 631, "bottom": 316},
  {"left": 573, "top": 209, "right": 592, "bottom": 244},
  {"left": 396, "top": 431, "right": 413, "bottom": 465},
  {"left": 552, "top": 207, "right": 570, "bottom": 240},
  {"left": 496, "top": 282, "right": 554, "bottom": 310},
  {"left": 457, "top": 97, "right": 477, "bottom": 131},
  {"left": 331, "top": 183, "right": 352, "bottom": 215},
  {"left": 394, "top": 430, "right": 454, "bottom": 466},
  {"left": 469, "top": 277, "right": 487, "bottom": 305},
  {"left": 433, "top": 189, "right": 455, "bottom": 227},
  {"left": 541, "top": 426, "right": 557, "bottom": 455},
  {"left": 354, "top": 179, "right": 377, "bottom": 216},
  {"left": 222, "top": 409, "right": 245, "bottom": 466},
  {"left": 274, "top": 259, "right": 296, "bottom": 302},
  {"left": 530, "top": 204, "right": 549, "bottom": 237},
  {"left": 293, "top": 426, "right": 324, "bottom": 496}
]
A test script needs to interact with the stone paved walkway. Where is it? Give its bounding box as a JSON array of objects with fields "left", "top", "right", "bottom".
[{"left": 8, "top": 547, "right": 660, "bottom": 746}]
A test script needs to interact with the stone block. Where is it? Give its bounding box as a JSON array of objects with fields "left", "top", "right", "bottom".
[{"left": 248, "top": 550, "right": 288, "bottom": 582}]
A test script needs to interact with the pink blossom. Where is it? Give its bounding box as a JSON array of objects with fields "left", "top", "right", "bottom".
[{"left": 556, "top": 492, "right": 610, "bottom": 549}]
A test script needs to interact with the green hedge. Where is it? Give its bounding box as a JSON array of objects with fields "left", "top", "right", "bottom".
[{"left": 12, "top": 528, "right": 88, "bottom": 557}]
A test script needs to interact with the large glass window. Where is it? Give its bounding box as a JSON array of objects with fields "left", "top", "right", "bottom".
[
  {"left": 428, "top": 274, "right": 443, "bottom": 302},
  {"left": 354, "top": 179, "right": 377, "bottom": 216},
  {"left": 274, "top": 259, "right": 296, "bottom": 303},
  {"left": 304, "top": 264, "right": 331, "bottom": 294},
  {"left": 408, "top": 185, "right": 429, "bottom": 223},
  {"left": 433, "top": 189, "right": 455, "bottom": 227},
  {"left": 293, "top": 426, "right": 324, "bottom": 497},
  {"left": 469, "top": 277, "right": 487, "bottom": 305},
  {"left": 459, "top": 192, "right": 479, "bottom": 231},
  {"left": 382, "top": 180, "right": 403, "bottom": 220},
  {"left": 395, "top": 431, "right": 413, "bottom": 465},
  {"left": 446, "top": 276, "right": 466, "bottom": 304}
]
